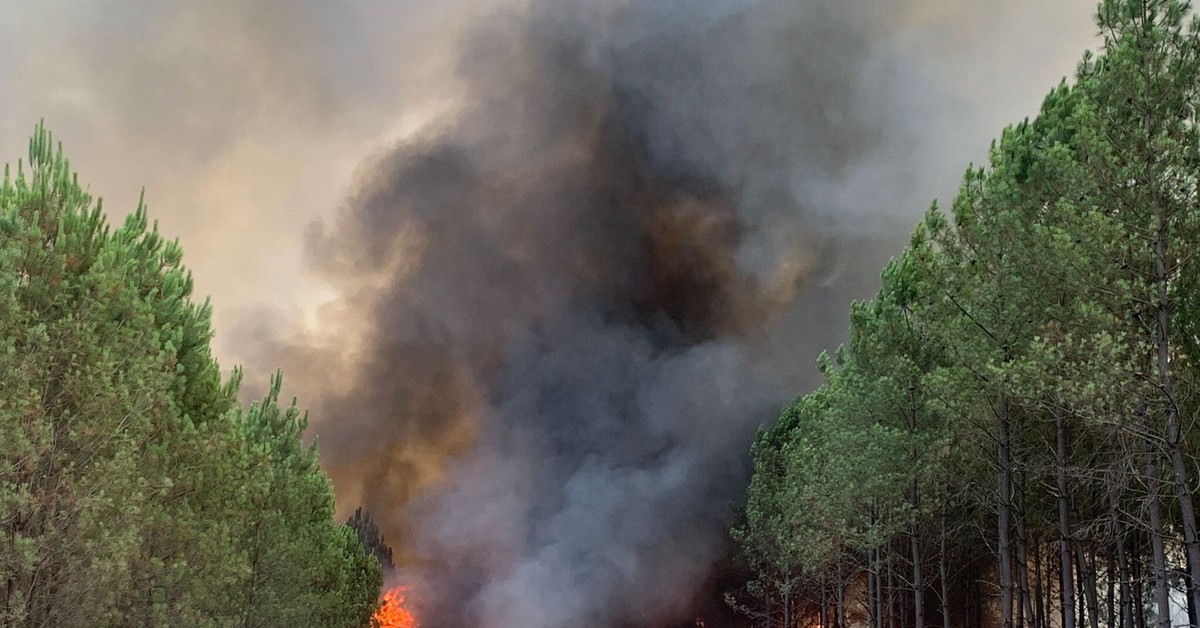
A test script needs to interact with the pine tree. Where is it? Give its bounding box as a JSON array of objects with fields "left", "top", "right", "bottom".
[
  {"left": 730, "top": 3, "right": 1200, "bottom": 627},
  {"left": 347, "top": 507, "right": 395, "bottom": 573},
  {"left": 233, "top": 372, "right": 383, "bottom": 628},
  {"left": 0, "top": 124, "right": 381, "bottom": 627},
  {"left": 0, "top": 123, "right": 175, "bottom": 625}
]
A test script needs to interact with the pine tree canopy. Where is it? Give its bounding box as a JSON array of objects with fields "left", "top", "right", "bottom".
[{"left": 0, "top": 123, "right": 381, "bottom": 627}]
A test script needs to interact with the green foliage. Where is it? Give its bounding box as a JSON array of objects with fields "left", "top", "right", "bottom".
[
  {"left": 347, "top": 507, "right": 395, "bottom": 572},
  {"left": 730, "top": 2, "right": 1200, "bottom": 625},
  {"left": 0, "top": 124, "right": 380, "bottom": 626},
  {"left": 322, "top": 524, "right": 384, "bottom": 628}
]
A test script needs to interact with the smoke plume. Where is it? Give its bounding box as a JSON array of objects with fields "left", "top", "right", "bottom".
[
  {"left": 0, "top": 0, "right": 1096, "bottom": 626},
  {"left": 260, "top": 2, "right": 1095, "bottom": 626}
]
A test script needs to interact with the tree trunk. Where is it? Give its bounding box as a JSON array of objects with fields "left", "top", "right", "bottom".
[
  {"left": 1108, "top": 549, "right": 1116, "bottom": 628},
  {"left": 974, "top": 563, "right": 983, "bottom": 628},
  {"left": 868, "top": 550, "right": 877, "bottom": 628},
  {"left": 940, "top": 505, "right": 951, "bottom": 628},
  {"left": 1088, "top": 547, "right": 1101, "bottom": 628},
  {"left": 964, "top": 563, "right": 974, "bottom": 628},
  {"left": 1114, "top": 512, "right": 1133, "bottom": 628},
  {"left": 1133, "top": 534, "right": 1147, "bottom": 628},
  {"left": 905, "top": 389, "right": 923, "bottom": 628},
  {"left": 913, "top": 523, "right": 925, "bottom": 628},
  {"left": 999, "top": 393, "right": 1015, "bottom": 628},
  {"left": 821, "top": 572, "right": 829, "bottom": 628},
  {"left": 837, "top": 561, "right": 846, "bottom": 628},
  {"left": 1056, "top": 403, "right": 1077, "bottom": 628},
  {"left": 963, "top": 563, "right": 972, "bottom": 628},
  {"left": 1075, "top": 541, "right": 1099, "bottom": 628},
  {"left": 1015, "top": 467, "right": 1034, "bottom": 628},
  {"left": 1076, "top": 551, "right": 1086, "bottom": 627},
  {"left": 1034, "top": 539, "right": 1046, "bottom": 628},
  {"left": 878, "top": 547, "right": 885, "bottom": 628},
  {"left": 1145, "top": 446, "right": 1171, "bottom": 628},
  {"left": 1188, "top": 551, "right": 1199, "bottom": 628},
  {"left": 888, "top": 553, "right": 897, "bottom": 628}
]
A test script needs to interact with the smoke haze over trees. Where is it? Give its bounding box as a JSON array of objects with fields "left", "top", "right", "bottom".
[
  {"left": 0, "top": 1, "right": 1113, "bottom": 627},
  {"left": 237, "top": 2, "right": 1095, "bottom": 626}
]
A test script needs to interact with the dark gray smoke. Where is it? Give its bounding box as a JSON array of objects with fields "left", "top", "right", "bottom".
[
  {"left": 255, "top": 1, "right": 1093, "bottom": 626},
  {"left": 0, "top": 1, "right": 1094, "bottom": 624}
]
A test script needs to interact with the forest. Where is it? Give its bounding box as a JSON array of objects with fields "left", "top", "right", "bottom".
[
  {"left": 728, "top": 2, "right": 1200, "bottom": 627},
  {"left": 0, "top": 126, "right": 382, "bottom": 625}
]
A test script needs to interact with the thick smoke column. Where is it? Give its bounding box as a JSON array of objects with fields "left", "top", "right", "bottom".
[
  {"left": 259, "top": 1, "right": 1090, "bottom": 626},
  {"left": 311, "top": 1, "right": 895, "bottom": 625},
  {"left": 0, "top": 1, "right": 1095, "bottom": 625}
]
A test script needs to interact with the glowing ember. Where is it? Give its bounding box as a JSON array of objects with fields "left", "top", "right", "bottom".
[{"left": 372, "top": 586, "right": 418, "bottom": 628}]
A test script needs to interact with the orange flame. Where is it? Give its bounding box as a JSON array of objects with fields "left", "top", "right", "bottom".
[{"left": 373, "top": 585, "right": 418, "bottom": 628}]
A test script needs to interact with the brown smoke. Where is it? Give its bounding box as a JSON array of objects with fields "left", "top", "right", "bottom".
[
  {"left": 0, "top": 1, "right": 1097, "bottom": 626},
  {"left": 249, "top": 2, "right": 1099, "bottom": 625}
]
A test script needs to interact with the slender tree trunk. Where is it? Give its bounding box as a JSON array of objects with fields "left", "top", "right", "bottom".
[
  {"left": 1115, "top": 511, "right": 1134, "bottom": 628},
  {"left": 999, "top": 394, "right": 1015, "bottom": 628},
  {"left": 878, "top": 547, "right": 885, "bottom": 628},
  {"left": 912, "top": 479, "right": 924, "bottom": 628},
  {"left": 1145, "top": 446, "right": 1171, "bottom": 628},
  {"left": 940, "top": 505, "right": 951, "bottom": 628},
  {"left": 903, "top": 392, "right": 924, "bottom": 628},
  {"left": 842, "top": 566, "right": 849, "bottom": 628},
  {"left": 869, "top": 550, "right": 877, "bottom": 628},
  {"left": 1188, "top": 551, "right": 1199, "bottom": 628},
  {"left": 879, "top": 548, "right": 886, "bottom": 628},
  {"left": 1016, "top": 467, "right": 1033, "bottom": 628},
  {"left": 1035, "top": 539, "right": 1046, "bottom": 628},
  {"left": 1108, "top": 548, "right": 1117, "bottom": 628},
  {"left": 1057, "top": 403, "right": 1077, "bottom": 628},
  {"left": 888, "top": 553, "right": 897, "bottom": 628},
  {"left": 837, "top": 561, "right": 846, "bottom": 628},
  {"left": 1089, "top": 547, "right": 1102, "bottom": 628},
  {"left": 821, "top": 572, "right": 829, "bottom": 628},
  {"left": 1076, "top": 541, "right": 1099, "bottom": 628},
  {"left": 1076, "top": 543, "right": 1087, "bottom": 627},
  {"left": 974, "top": 563, "right": 983, "bottom": 628},
  {"left": 1050, "top": 543, "right": 1060, "bottom": 628},
  {"left": 1017, "top": 542, "right": 1029, "bottom": 628},
  {"left": 963, "top": 563, "right": 972, "bottom": 628},
  {"left": 1133, "top": 534, "right": 1147, "bottom": 628}
]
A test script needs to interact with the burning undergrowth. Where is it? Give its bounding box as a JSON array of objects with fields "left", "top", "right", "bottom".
[
  {"left": 374, "top": 586, "right": 418, "bottom": 628},
  {"left": 255, "top": 0, "right": 1003, "bottom": 625}
]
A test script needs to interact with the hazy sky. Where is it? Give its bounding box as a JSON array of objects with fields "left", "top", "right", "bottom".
[
  {"left": 0, "top": 1, "right": 1097, "bottom": 370},
  {"left": 0, "top": 0, "right": 492, "bottom": 360}
]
